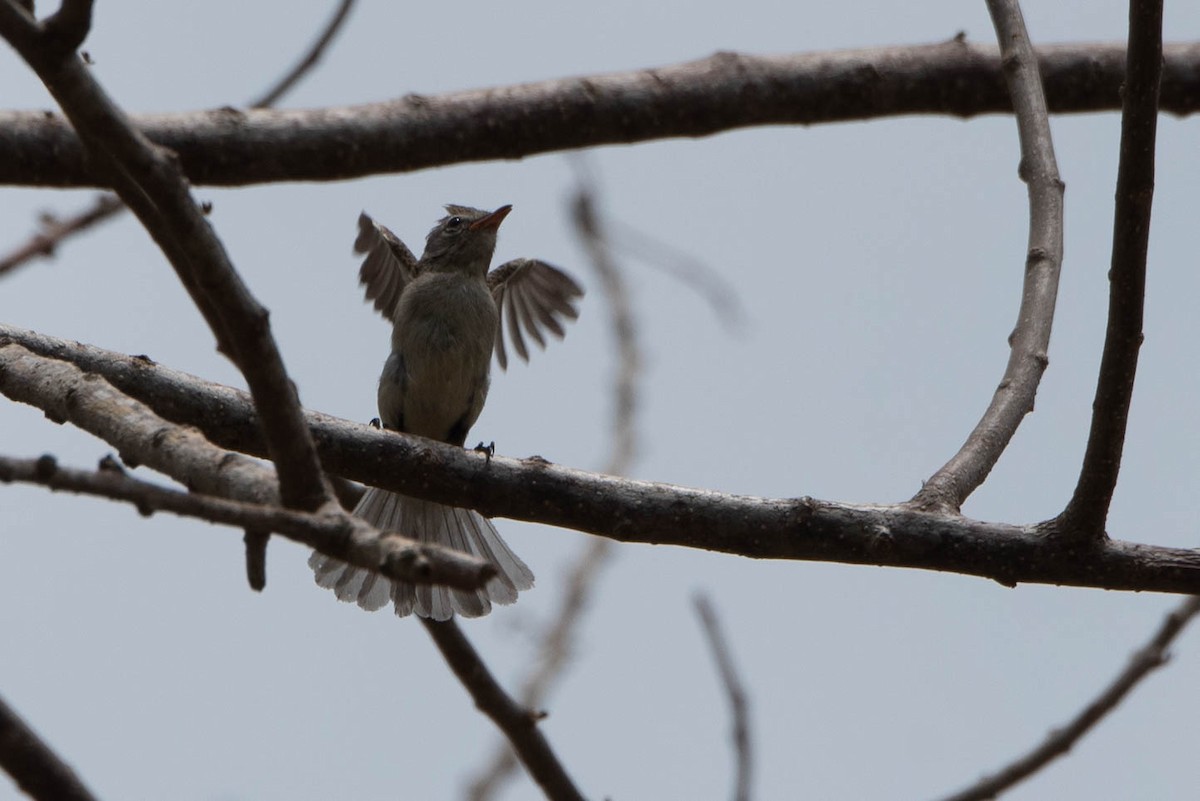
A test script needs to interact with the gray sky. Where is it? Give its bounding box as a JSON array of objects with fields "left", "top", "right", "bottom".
[{"left": 3, "top": 1, "right": 1200, "bottom": 799}]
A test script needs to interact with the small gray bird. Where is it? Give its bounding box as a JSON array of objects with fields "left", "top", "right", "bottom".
[{"left": 309, "top": 205, "right": 583, "bottom": 620}]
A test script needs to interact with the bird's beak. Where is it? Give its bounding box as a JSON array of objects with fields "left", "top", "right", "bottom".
[{"left": 470, "top": 204, "right": 513, "bottom": 231}]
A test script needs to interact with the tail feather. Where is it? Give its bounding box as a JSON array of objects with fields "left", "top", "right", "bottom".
[
  {"left": 459, "top": 507, "right": 521, "bottom": 604},
  {"left": 311, "top": 551, "right": 391, "bottom": 610},
  {"left": 308, "top": 487, "right": 533, "bottom": 620},
  {"left": 426, "top": 502, "right": 486, "bottom": 617}
]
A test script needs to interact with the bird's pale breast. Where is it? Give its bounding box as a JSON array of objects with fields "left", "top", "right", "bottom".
[{"left": 380, "top": 272, "right": 498, "bottom": 442}]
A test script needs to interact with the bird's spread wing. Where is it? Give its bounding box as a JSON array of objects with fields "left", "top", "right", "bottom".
[
  {"left": 355, "top": 212, "right": 419, "bottom": 321},
  {"left": 488, "top": 258, "right": 584, "bottom": 370}
]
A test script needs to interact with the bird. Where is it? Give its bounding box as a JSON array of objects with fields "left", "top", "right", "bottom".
[{"left": 309, "top": 204, "right": 584, "bottom": 620}]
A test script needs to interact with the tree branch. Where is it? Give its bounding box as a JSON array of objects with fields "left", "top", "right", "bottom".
[
  {"left": 1055, "top": 0, "right": 1163, "bottom": 541},
  {"left": 422, "top": 619, "right": 588, "bottom": 801},
  {"left": 694, "top": 594, "right": 754, "bottom": 801},
  {"left": 0, "top": 193, "right": 122, "bottom": 277},
  {"left": 571, "top": 179, "right": 641, "bottom": 478},
  {"left": 3, "top": 41, "right": 1200, "bottom": 188},
  {"left": 0, "top": 452, "right": 489, "bottom": 590},
  {"left": 605, "top": 216, "right": 746, "bottom": 332},
  {"left": 912, "top": 0, "right": 1064, "bottom": 512},
  {"left": 0, "top": 693, "right": 100, "bottom": 801},
  {"left": 463, "top": 538, "right": 612, "bottom": 801},
  {"left": 4, "top": 326, "right": 1200, "bottom": 595},
  {"left": 0, "top": 0, "right": 351, "bottom": 591},
  {"left": 247, "top": 0, "right": 356, "bottom": 108},
  {"left": 0, "top": 0, "right": 356, "bottom": 278},
  {"left": 0, "top": 345, "right": 492, "bottom": 590},
  {"left": 38, "top": 0, "right": 91, "bottom": 57},
  {"left": 0, "top": 0, "right": 331, "bottom": 519},
  {"left": 937, "top": 595, "right": 1200, "bottom": 801}
]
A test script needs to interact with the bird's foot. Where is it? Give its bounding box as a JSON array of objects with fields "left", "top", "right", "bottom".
[{"left": 473, "top": 441, "right": 496, "bottom": 464}]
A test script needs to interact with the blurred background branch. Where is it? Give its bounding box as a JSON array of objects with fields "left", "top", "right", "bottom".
[{"left": 694, "top": 594, "right": 754, "bottom": 801}]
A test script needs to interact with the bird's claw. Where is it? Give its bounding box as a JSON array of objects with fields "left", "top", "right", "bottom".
[{"left": 474, "top": 441, "right": 496, "bottom": 463}]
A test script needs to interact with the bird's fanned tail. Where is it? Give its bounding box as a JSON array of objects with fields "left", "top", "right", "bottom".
[{"left": 308, "top": 487, "right": 534, "bottom": 621}]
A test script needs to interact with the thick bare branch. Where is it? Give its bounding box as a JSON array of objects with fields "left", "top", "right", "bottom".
[
  {"left": 0, "top": 693, "right": 100, "bottom": 801},
  {"left": 0, "top": 0, "right": 331, "bottom": 518},
  {"left": 0, "top": 345, "right": 492, "bottom": 590},
  {"left": 38, "top": 0, "right": 90, "bottom": 56},
  {"left": 912, "top": 0, "right": 1064, "bottom": 512},
  {"left": 937, "top": 595, "right": 1200, "bottom": 801},
  {"left": 0, "top": 452, "right": 489, "bottom": 589},
  {"left": 5, "top": 325, "right": 1200, "bottom": 594},
  {"left": 0, "top": 341, "right": 274, "bottom": 505},
  {"left": 1055, "top": 0, "right": 1163, "bottom": 541},
  {"left": 3, "top": 42, "right": 1200, "bottom": 188},
  {"left": 422, "top": 619, "right": 588, "bottom": 801}
]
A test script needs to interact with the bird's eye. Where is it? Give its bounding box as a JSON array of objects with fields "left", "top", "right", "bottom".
[{"left": 446, "top": 216, "right": 464, "bottom": 230}]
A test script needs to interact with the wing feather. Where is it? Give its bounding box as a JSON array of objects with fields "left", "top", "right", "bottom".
[
  {"left": 488, "top": 258, "right": 583, "bottom": 370},
  {"left": 355, "top": 212, "right": 419, "bottom": 321},
  {"left": 492, "top": 283, "right": 511, "bottom": 370},
  {"left": 512, "top": 283, "right": 546, "bottom": 348},
  {"left": 505, "top": 281, "right": 530, "bottom": 363}
]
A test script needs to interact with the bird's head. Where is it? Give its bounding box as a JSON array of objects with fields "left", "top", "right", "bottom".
[{"left": 421, "top": 204, "right": 512, "bottom": 275}]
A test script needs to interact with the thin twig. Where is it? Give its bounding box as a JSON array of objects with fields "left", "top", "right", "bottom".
[
  {"left": 422, "top": 619, "right": 588, "bottom": 801},
  {"left": 6, "top": 42, "right": 1200, "bottom": 189},
  {"left": 7, "top": 325, "right": 1200, "bottom": 595},
  {"left": 0, "top": 346, "right": 492, "bottom": 590},
  {"left": 911, "top": 0, "right": 1063, "bottom": 513},
  {"left": 937, "top": 595, "right": 1200, "bottom": 801},
  {"left": 246, "top": 0, "right": 355, "bottom": 108},
  {"left": 694, "top": 594, "right": 754, "bottom": 801},
  {"left": 0, "top": 0, "right": 355, "bottom": 276},
  {"left": 0, "top": 193, "right": 122, "bottom": 277},
  {"left": 1055, "top": 0, "right": 1163, "bottom": 541},
  {"left": 0, "top": 693, "right": 101, "bottom": 801}
]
